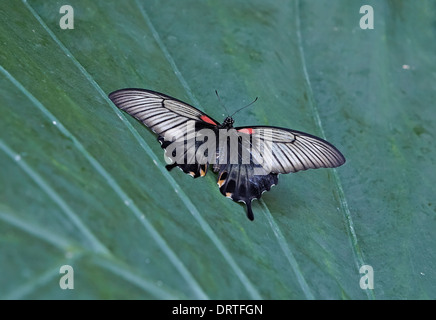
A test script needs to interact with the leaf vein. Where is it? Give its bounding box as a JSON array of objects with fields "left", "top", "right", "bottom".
[
  {"left": 0, "top": 138, "right": 109, "bottom": 255},
  {"left": 260, "top": 200, "right": 315, "bottom": 299},
  {"left": 295, "top": 0, "right": 375, "bottom": 300},
  {"left": 2, "top": 54, "right": 207, "bottom": 298}
]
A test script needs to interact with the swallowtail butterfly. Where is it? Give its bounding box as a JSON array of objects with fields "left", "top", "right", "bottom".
[{"left": 109, "top": 89, "right": 345, "bottom": 220}]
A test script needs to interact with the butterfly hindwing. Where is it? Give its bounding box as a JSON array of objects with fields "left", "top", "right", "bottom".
[{"left": 216, "top": 164, "right": 278, "bottom": 221}]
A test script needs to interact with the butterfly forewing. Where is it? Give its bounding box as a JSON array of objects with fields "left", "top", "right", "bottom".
[
  {"left": 235, "top": 126, "right": 345, "bottom": 174},
  {"left": 109, "top": 89, "right": 219, "bottom": 138},
  {"left": 109, "top": 88, "right": 219, "bottom": 178}
]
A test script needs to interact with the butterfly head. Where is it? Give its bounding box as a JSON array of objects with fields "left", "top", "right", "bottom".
[
  {"left": 214, "top": 91, "right": 257, "bottom": 129},
  {"left": 221, "top": 116, "right": 235, "bottom": 129}
]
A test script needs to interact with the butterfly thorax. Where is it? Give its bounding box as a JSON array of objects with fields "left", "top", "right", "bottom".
[{"left": 219, "top": 116, "right": 235, "bottom": 129}]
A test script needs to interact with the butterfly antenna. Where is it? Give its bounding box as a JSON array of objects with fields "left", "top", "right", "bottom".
[
  {"left": 231, "top": 96, "right": 258, "bottom": 117},
  {"left": 215, "top": 90, "right": 230, "bottom": 115}
]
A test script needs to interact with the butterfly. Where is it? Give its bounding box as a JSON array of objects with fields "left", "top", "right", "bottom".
[{"left": 108, "top": 88, "right": 346, "bottom": 221}]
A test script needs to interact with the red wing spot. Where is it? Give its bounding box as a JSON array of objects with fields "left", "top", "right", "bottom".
[
  {"left": 200, "top": 115, "right": 217, "bottom": 125},
  {"left": 237, "top": 128, "right": 254, "bottom": 134}
]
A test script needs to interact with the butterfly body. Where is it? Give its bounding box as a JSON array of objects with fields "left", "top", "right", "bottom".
[
  {"left": 218, "top": 116, "right": 235, "bottom": 129},
  {"left": 109, "top": 89, "right": 345, "bottom": 221}
]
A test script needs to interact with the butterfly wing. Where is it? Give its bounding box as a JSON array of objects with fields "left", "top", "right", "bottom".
[
  {"left": 109, "top": 88, "right": 219, "bottom": 135},
  {"left": 109, "top": 88, "right": 218, "bottom": 177},
  {"left": 216, "top": 163, "right": 278, "bottom": 221},
  {"left": 234, "top": 126, "right": 346, "bottom": 174},
  {"left": 215, "top": 126, "right": 345, "bottom": 220}
]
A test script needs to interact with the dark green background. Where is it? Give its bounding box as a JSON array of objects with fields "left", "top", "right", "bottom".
[{"left": 1, "top": 0, "right": 435, "bottom": 299}]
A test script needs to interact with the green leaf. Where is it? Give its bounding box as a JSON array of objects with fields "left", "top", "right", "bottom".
[{"left": 1, "top": 0, "right": 435, "bottom": 299}]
